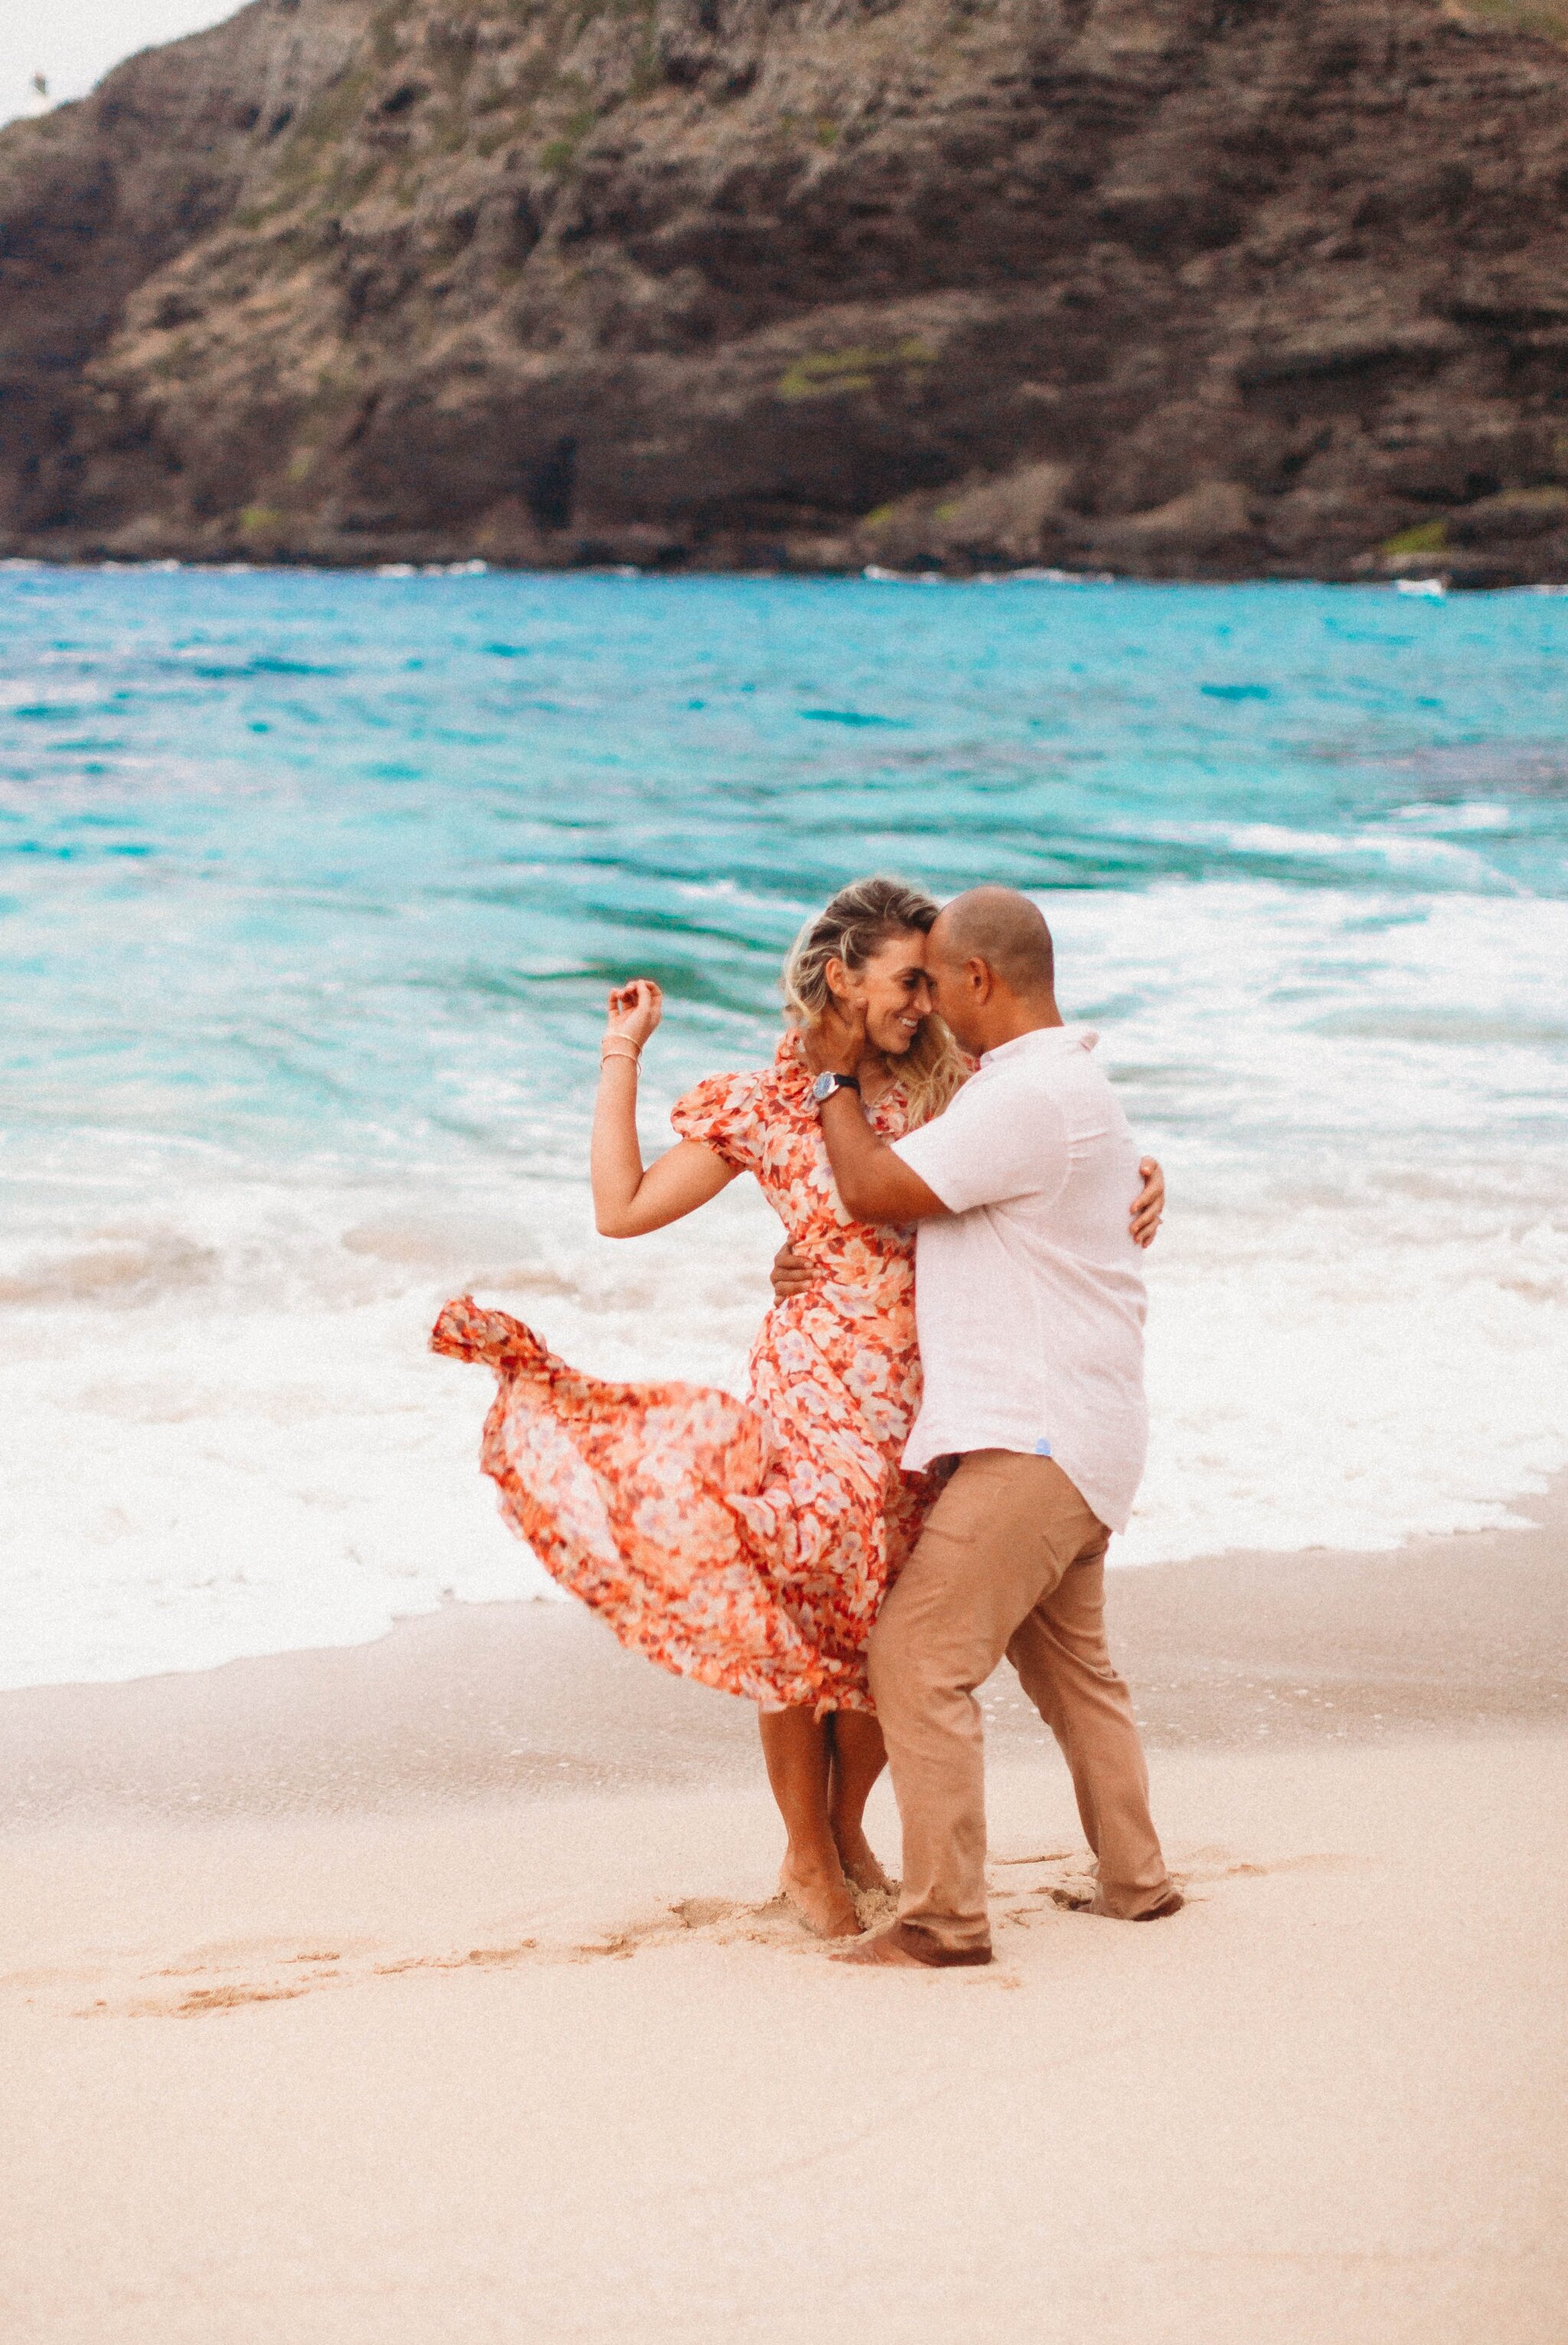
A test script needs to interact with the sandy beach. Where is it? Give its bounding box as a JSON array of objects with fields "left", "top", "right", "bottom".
[{"left": 3, "top": 1492, "right": 1566, "bottom": 2345}]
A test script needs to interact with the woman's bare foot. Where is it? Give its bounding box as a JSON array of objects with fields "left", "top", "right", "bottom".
[
  {"left": 831, "top": 1823, "right": 893, "bottom": 1895},
  {"left": 779, "top": 1859, "right": 862, "bottom": 1938}
]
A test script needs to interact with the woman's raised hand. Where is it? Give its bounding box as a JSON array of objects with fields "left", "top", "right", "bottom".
[{"left": 606, "top": 978, "right": 664, "bottom": 1050}]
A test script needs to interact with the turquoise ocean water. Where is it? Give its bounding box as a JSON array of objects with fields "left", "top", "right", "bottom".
[{"left": 3, "top": 562, "right": 1566, "bottom": 1685}]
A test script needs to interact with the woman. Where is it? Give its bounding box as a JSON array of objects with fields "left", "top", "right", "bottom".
[{"left": 432, "top": 877, "right": 1163, "bottom": 1938}]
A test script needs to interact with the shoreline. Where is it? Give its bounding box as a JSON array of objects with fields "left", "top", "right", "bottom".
[
  {"left": 4, "top": 1478, "right": 1563, "bottom": 1829},
  {"left": 7, "top": 552, "right": 1562, "bottom": 590}
]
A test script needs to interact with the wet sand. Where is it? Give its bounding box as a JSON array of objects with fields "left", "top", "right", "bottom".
[
  {"left": 2, "top": 1490, "right": 1565, "bottom": 2343},
  {"left": 5, "top": 1485, "right": 1566, "bottom": 1823}
]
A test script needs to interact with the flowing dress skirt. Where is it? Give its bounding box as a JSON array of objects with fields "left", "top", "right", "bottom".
[{"left": 430, "top": 1292, "right": 939, "bottom": 1713}]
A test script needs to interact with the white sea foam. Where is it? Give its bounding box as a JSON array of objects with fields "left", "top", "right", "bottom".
[
  {"left": 1054, "top": 882, "right": 1568, "bottom": 1562},
  {"left": 2, "top": 878, "right": 1565, "bottom": 1689}
]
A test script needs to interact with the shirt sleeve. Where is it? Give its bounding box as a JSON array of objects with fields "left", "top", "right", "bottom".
[
  {"left": 669, "top": 1072, "right": 760, "bottom": 1174},
  {"left": 890, "top": 1075, "right": 1071, "bottom": 1214}
]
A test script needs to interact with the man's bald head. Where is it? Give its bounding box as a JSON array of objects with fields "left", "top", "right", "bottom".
[{"left": 929, "top": 887, "right": 1056, "bottom": 998}]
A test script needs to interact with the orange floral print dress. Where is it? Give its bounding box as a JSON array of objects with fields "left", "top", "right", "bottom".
[{"left": 430, "top": 1030, "right": 949, "bottom": 1713}]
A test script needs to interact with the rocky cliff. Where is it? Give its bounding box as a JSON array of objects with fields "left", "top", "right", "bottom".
[{"left": 2, "top": 0, "right": 1567, "bottom": 580}]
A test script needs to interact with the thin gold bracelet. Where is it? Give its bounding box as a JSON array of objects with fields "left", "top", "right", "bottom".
[{"left": 599, "top": 1037, "right": 642, "bottom": 1066}]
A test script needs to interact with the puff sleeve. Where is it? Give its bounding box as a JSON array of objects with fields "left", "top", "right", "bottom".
[{"left": 669, "top": 1070, "right": 763, "bottom": 1174}]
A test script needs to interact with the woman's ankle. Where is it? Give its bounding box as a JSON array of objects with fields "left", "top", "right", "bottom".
[
  {"left": 830, "top": 1816, "right": 891, "bottom": 1892},
  {"left": 781, "top": 1842, "right": 848, "bottom": 1886}
]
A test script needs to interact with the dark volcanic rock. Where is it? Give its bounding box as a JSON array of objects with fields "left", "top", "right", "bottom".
[{"left": 2, "top": 0, "right": 1567, "bottom": 579}]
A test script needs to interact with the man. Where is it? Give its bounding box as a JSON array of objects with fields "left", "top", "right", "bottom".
[{"left": 808, "top": 885, "right": 1179, "bottom": 1968}]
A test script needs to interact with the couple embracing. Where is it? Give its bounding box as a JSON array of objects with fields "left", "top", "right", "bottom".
[{"left": 433, "top": 876, "right": 1180, "bottom": 1967}]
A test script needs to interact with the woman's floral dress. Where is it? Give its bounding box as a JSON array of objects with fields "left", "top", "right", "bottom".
[{"left": 430, "top": 1030, "right": 949, "bottom": 1713}]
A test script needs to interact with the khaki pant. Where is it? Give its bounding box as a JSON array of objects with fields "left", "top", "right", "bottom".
[{"left": 869, "top": 1448, "right": 1172, "bottom": 1954}]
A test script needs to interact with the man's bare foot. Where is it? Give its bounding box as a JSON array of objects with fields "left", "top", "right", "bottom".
[
  {"left": 1128, "top": 1889, "right": 1185, "bottom": 1921},
  {"left": 1086, "top": 1887, "right": 1185, "bottom": 1920},
  {"left": 833, "top": 1920, "right": 993, "bottom": 1969},
  {"left": 778, "top": 1860, "right": 861, "bottom": 1938},
  {"left": 831, "top": 1822, "right": 893, "bottom": 1894}
]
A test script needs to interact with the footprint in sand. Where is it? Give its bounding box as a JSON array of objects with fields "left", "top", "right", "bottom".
[
  {"left": 668, "top": 1897, "right": 743, "bottom": 1929},
  {"left": 95, "top": 1981, "right": 318, "bottom": 2019},
  {"left": 67, "top": 1882, "right": 929, "bottom": 2015},
  {"left": 374, "top": 1942, "right": 539, "bottom": 1974},
  {"left": 1181, "top": 1850, "right": 1355, "bottom": 1883},
  {"left": 174, "top": 1982, "right": 312, "bottom": 2015},
  {"left": 567, "top": 1883, "right": 903, "bottom": 1960}
]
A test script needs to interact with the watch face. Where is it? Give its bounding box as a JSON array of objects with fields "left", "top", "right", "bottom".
[{"left": 811, "top": 1070, "right": 837, "bottom": 1104}]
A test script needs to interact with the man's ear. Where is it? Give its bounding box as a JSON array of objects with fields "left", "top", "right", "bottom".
[{"left": 966, "top": 956, "right": 993, "bottom": 1001}]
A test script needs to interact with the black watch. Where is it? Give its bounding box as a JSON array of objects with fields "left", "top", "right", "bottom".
[{"left": 810, "top": 1071, "right": 861, "bottom": 1106}]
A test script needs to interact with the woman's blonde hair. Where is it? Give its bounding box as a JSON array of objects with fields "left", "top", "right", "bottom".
[{"left": 781, "top": 875, "right": 969, "bottom": 1129}]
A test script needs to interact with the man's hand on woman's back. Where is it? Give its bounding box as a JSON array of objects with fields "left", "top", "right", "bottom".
[
  {"left": 771, "top": 1242, "right": 814, "bottom": 1300},
  {"left": 1131, "top": 1157, "right": 1165, "bottom": 1249}
]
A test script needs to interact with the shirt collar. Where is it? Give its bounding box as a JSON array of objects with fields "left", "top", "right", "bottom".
[{"left": 978, "top": 1024, "right": 1099, "bottom": 1070}]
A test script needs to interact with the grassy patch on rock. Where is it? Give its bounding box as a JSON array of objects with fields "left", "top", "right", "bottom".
[
  {"left": 1452, "top": 0, "right": 1568, "bottom": 41},
  {"left": 776, "top": 340, "right": 936, "bottom": 402},
  {"left": 1381, "top": 518, "right": 1450, "bottom": 556}
]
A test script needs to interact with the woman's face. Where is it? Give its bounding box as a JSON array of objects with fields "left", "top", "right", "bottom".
[{"left": 828, "top": 930, "right": 933, "bottom": 1056}]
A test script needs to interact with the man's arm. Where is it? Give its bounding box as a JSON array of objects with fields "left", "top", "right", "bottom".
[
  {"left": 818, "top": 1089, "right": 949, "bottom": 1223},
  {"left": 771, "top": 1154, "right": 1166, "bottom": 1295}
]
